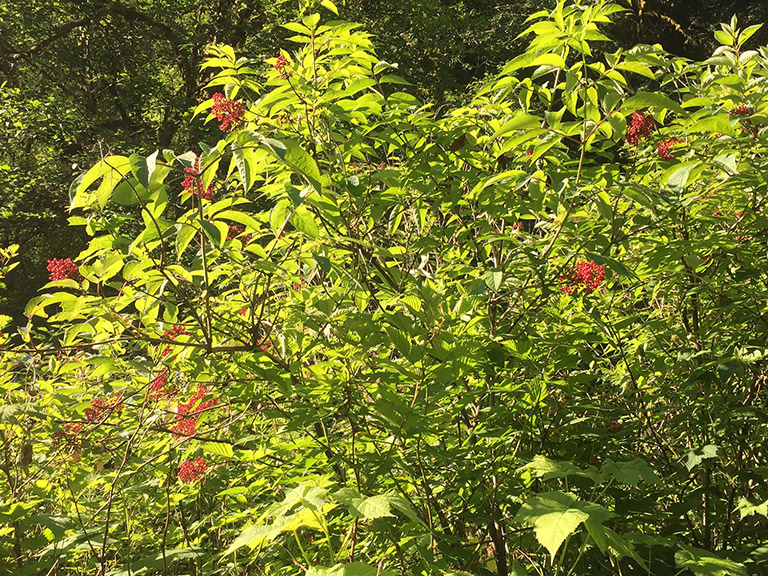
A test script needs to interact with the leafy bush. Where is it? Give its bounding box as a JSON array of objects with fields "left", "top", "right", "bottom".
[{"left": 2, "top": 1, "right": 768, "bottom": 574}]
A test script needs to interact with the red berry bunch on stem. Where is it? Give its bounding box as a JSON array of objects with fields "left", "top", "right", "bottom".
[
  {"left": 625, "top": 111, "right": 655, "bottom": 145},
  {"left": 178, "top": 457, "right": 209, "bottom": 482},
  {"left": 181, "top": 156, "right": 214, "bottom": 201},
  {"left": 84, "top": 396, "right": 123, "bottom": 423},
  {"left": 160, "top": 324, "right": 191, "bottom": 358},
  {"left": 273, "top": 54, "right": 291, "bottom": 79},
  {"left": 730, "top": 105, "right": 758, "bottom": 136},
  {"left": 730, "top": 105, "right": 754, "bottom": 116},
  {"left": 560, "top": 260, "right": 605, "bottom": 295},
  {"left": 227, "top": 224, "right": 252, "bottom": 243},
  {"left": 148, "top": 369, "right": 177, "bottom": 398},
  {"left": 47, "top": 258, "right": 82, "bottom": 282},
  {"left": 171, "top": 385, "right": 218, "bottom": 438},
  {"left": 211, "top": 93, "right": 245, "bottom": 132},
  {"left": 656, "top": 138, "right": 680, "bottom": 160},
  {"left": 52, "top": 422, "right": 83, "bottom": 453}
]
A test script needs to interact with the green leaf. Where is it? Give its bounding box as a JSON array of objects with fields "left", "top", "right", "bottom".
[
  {"left": 616, "top": 61, "right": 655, "bottom": 79},
  {"left": 199, "top": 219, "right": 228, "bottom": 248},
  {"left": 201, "top": 442, "right": 234, "bottom": 458},
  {"left": 688, "top": 115, "right": 736, "bottom": 136},
  {"left": 233, "top": 146, "right": 258, "bottom": 193},
  {"left": 736, "top": 497, "right": 768, "bottom": 519},
  {"left": 105, "top": 548, "right": 203, "bottom": 576},
  {"left": 513, "top": 492, "right": 590, "bottom": 559},
  {"left": 675, "top": 545, "right": 747, "bottom": 576},
  {"left": 485, "top": 268, "right": 503, "bottom": 292},
  {"left": 624, "top": 91, "right": 684, "bottom": 115},
  {"left": 600, "top": 458, "right": 660, "bottom": 486},
  {"left": 320, "top": 0, "right": 338, "bottom": 15},
  {"left": 224, "top": 523, "right": 282, "bottom": 555},
  {"left": 683, "top": 445, "right": 719, "bottom": 471},
  {"left": 334, "top": 489, "right": 395, "bottom": 520},
  {"left": 291, "top": 205, "right": 320, "bottom": 239},
  {"left": 307, "top": 563, "right": 384, "bottom": 576},
  {"left": 129, "top": 153, "right": 150, "bottom": 188},
  {"left": 270, "top": 199, "right": 293, "bottom": 236},
  {"left": 262, "top": 138, "right": 322, "bottom": 193},
  {"left": 493, "top": 114, "right": 542, "bottom": 138},
  {"left": 72, "top": 156, "right": 131, "bottom": 210},
  {"left": 663, "top": 162, "right": 700, "bottom": 195},
  {"left": 176, "top": 223, "right": 198, "bottom": 258},
  {"left": 519, "top": 455, "right": 602, "bottom": 483}
]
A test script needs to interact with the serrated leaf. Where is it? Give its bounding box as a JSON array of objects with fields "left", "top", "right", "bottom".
[
  {"left": 514, "top": 492, "right": 590, "bottom": 558},
  {"left": 616, "top": 61, "right": 655, "bottom": 79},
  {"left": 736, "top": 497, "right": 768, "bottom": 519},
  {"left": 600, "top": 458, "right": 660, "bottom": 486},
  {"left": 485, "top": 268, "right": 503, "bottom": 292},
  {"left": 335, "top": 489, "right": 395, "bottom": 520},
  {"left": 224, "top": 523, "right": 282, "bottom": 555},
  {"left": 675, "top": 545, "right": 747, "bottom": 576},
  {"left": 307, "top": 563, "right": 384, "bottom": 576},
  {"left": 105, "top": 548, "right": 203, "bottom": 576},
  {"left": 683, "top": 445, "right": 719, "bottom": 471},
  {"left": 263, "top": 138, "right": 322, "bottom": 193},
  {"left": 176, "top": 223, "right": 198, "bottom": 258},
  {"left": 233, "top": 146, "right": 258, "bottom": 192},
  {"left": 320, "top": 0, "right": 338, "bottom": 14},
  {"left": 519, "top": 455, "right": 602, "bottom": 483},
  {"left": 270, "top": 199, "right": 293, "bottom": 236},
  {"left": 129, "top": 153, "right": 150, "bottom": 188},
  {"left": 199, "top": 220, "right": 228, "bottom": 248}
]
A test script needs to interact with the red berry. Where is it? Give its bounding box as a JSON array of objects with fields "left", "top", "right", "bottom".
[
  {"left": 560, "top": 260, "right": 605, "bottom": 295},
  {"left": 656, "top": 138, "right": 679, "bottom": 160},
  {"left": 178, "top": 457, "right": 209, "bottom": 482},
  {"left": 171, "top": 385, "right": 218, "bottom": 438},
  {"left": 181, "top": 156, "right": 214, "bottom": 201},
  {"left": 273, "top": 55, "right": 292, "bottom": 79},
  {"left": 625, "top": 111, "right": 655, "bottom": 145},
  {"left": 211, "top": 93, "right": 245, "bottom": 132},
  {"left": 47, "top": 258, "right": 82, "bottom": 282}
]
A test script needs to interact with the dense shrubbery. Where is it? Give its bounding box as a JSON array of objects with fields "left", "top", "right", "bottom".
[{"left": 2, "top": 1, "right": 768, "bottom": 574}]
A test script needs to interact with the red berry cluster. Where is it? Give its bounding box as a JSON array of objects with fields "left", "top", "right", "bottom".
[
  {"left": 148, "top": 369, "right": 177, "bottom": 399},
  {"left": 171, "top": 385, "right": 218, "bottom": 437},
  {"left": 211, "top": 93, "right": 245, "bottom": 132},
  {"left": 609, "top": 420, "right": 622, "bottom": 432},
  {"left": 52, "top": 422, "right": 83, "bottom": 452},
  {"left": 273, "top": 55, "right": 291, "bottom": 79},
  {"left": 227, "top": 224, "right": 252, "bottom": 244},
  {"left": 625, "top": 111, "right": 655, "bottom": 145},
  {"left": 178, "top": 457, "right": 209, "bottom": 482},
  {"left": 84, "top": 396, "right": 123, "bottom": 423},
  {"left": 47, "top": 258, "right": 82, "bottom": 282},
  {"left": 656, "top": 138, "right": 680, "bottom": 160},
  {"left": 730, "top": 105, "right": 754, "bottom": 116},
  {"left": 160, "top": 324, "right": 191, "bottom": 358},
  {"left": 163, "top": 324, "right": 190, "bottom": 340},
  {"left": 730, "top": 105, "right": 758, "bottom": 136},
  {"left": 560, "top": 260, "right": 605, "bottom": 295},
  {"left": 181, "top": 156, "right": 214, "bottom": 201}
]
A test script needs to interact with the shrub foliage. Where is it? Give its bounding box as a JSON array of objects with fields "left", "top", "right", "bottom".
[{"left": 2, "top": 1, "right": 768, "bottom": 574}]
